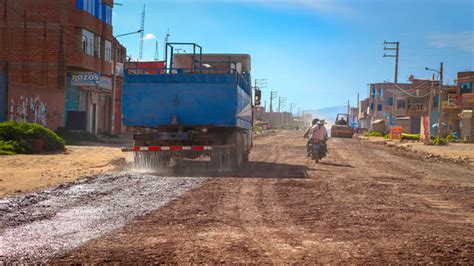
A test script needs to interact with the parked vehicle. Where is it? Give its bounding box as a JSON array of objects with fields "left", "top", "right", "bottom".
[
  {"left": 331, "top": 113, "right": 355, "bottom": 138},
  {"left": 121, "top": 43, "right": 257, "bottom": 170}
]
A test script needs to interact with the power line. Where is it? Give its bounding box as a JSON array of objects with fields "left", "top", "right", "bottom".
[{"left": 383, "top": 41, "right": 400, "bottom": 83}]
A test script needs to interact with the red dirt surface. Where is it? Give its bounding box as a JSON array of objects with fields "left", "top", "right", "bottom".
[{"left": 56, "top": 130, "right": 474, "bottom": 264}]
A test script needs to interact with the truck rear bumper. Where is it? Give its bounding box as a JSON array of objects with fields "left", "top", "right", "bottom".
[{"left": 122, "top": 145, "right": 235, "bottom": 152}]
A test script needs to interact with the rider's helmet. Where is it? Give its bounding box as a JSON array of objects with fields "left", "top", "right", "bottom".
[{"left": 312, "top": 118, "right": 320, "bottom": 125}]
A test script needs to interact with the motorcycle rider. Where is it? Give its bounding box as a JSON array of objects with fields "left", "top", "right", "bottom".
[
  {"left": 304, "top": 118, "right": 319, "bottom": 157},
  {"left": 311, "top": 119, "right": 328, "bottom": 157}
]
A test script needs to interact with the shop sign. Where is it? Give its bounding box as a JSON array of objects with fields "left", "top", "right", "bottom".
[
  {"left": 70, "top": 72, "right": 100, "bottom": 86},
  {"left": 390, "top": 126, "right": 403, "bottom": 141},
  {"left": 98, "top": 76, "right": 112, "bottom": 90},
  {"left": 462, "top": 93, "right": 474, "bottom": 106},
  {"left": 443, "top": 93, "right": 460, "bottom": 109},
  {"left": 126, "top": 61, "right": 166, "bottom": 75},
  {"left": 407, "top": 98, "right": 428, "bottom": 115}
]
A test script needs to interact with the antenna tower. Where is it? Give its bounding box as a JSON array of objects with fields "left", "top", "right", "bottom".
[{"left": 139, "top": 4, "right": 145, "bottom": 60}]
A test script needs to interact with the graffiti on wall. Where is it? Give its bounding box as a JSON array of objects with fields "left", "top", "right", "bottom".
[{"left": 10, "top": 96, "right": 48, "bottom": 126}]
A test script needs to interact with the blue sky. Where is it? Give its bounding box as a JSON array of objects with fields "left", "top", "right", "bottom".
[{"left": 113, "top": 0, "right": 474, "bottom": 111}]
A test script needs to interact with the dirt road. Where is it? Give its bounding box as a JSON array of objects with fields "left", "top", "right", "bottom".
[
  {"left": 1, "top": 131, "right": 473, "bottom": 263},
  {"left": 0, "top": 146, "right": 126, "bottom": 197},
  {"left": 56, "top": 130, "right": 473, "bottom": 263}
]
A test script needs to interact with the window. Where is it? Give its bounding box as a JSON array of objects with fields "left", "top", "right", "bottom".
[
  {"left": 94, "top": 35, "right": 101, "bottom": 58},
  {"left": 460, "top": 82, "right": 472, "bottom": 94},
  {"left": 378, "top": 88, "right": 383, "bottom": 96},
  {"left": 397, "top": 100, "right": 406, "bottom": 109},
  {"left": 104, "top": 40, "right": 112, "bottom": 62},
  {"left": 79, "top": 28, "right": 94, "bottom": 56},
  {"left": 370, "top": 103, "right": 374, "bottom": 111},
  {"left": 76, "top": 0, "right": 111, "bottom": 24},
  {"left": 101, "top": 3, "right": 113, "bottom": 25},
  {"left": 377, "top": 104, "right": 383, "bottom": 111},
  {"left": 372, "top": 89, "right": 376, "bottom": 97},
  {"left": 385, "top": 97, "right": 393, "bottom": 106}
]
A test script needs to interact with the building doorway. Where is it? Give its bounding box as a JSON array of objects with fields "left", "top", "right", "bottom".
[{"left": 0, "top": 61, "right": 8, "bottom": 122}]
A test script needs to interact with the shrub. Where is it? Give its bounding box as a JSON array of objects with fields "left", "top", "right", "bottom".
[
  {"left": 402, "top": 133, "right": 420, "bottom": 141},
  {"left": 0, "top": 121, "right": 65, "bottom": 154},
  {"left": 254, "top": 126, "right": 263, "bottom": 134},
  {"left": 367, "top": 132, "right": 383, "bottom": 137},
  {"left": 426, "top": 137, "right": 447, "bottom": 146}
]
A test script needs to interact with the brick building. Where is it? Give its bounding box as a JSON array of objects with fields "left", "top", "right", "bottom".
[
  {"left": 452, "top": 71, "right": 474, "bottom": 141},
  {"left": 0, "top": 0, "right": 126, "bottom": 134},
  {"left": 367, "top": 78, "right": 440, "bottom": 134}
]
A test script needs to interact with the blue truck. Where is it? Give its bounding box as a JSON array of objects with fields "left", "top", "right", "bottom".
[{"left": 122, "top": 43, "right": 260, "bottom": 170}]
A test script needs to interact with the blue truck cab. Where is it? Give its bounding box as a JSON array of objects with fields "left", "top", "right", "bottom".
[{"left": 122, "top": 44, "right": 256, "bottom": 169}]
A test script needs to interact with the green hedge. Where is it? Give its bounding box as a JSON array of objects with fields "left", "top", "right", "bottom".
[
  {"left": 367, "top": 132, "right": 383, "bottom": 137},
  {"left": 0, "top": 121, "right": 65, "bottom": 155},
  {"left": 402, "top": 133, "right": 420, "bottom": 141}
]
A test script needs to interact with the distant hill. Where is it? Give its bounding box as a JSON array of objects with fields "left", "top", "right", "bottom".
[{"left": 304, "top": 106, "right": 348, "bottom": 126}]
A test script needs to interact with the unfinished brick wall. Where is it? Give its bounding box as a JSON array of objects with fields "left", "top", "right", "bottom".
[{"left": 0, "top": 0, "right": 124, "bottom": 130}]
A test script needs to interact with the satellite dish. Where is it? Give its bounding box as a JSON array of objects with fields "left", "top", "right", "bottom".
[{"left": 408, "top": 75, "right": 415, "bottom": 82}]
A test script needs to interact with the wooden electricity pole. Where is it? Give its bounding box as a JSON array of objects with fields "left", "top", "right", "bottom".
[{"left": 384, "top": 41, "right": 400, "bottom": 126}]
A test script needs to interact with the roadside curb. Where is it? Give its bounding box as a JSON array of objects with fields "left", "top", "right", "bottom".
[{"left": 356, "top": 135, "right": 472, "bottom": 166}]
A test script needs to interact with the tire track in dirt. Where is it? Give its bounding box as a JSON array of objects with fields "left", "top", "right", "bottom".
[{"left": 53, "top": 131, "right": 473, "bottom": 263}]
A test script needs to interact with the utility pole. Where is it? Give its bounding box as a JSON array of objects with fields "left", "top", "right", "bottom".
[
  {"left": 270, "top": 91, "right": 277, "bottom": 113},
  {"left": 163, "top": 29, "right": 170, "bottom": 61},
  {"left": 279, "top": 97, "right": 287, "bottom": 126},
  {"left": 426, "top": 63, "right": 444, "bottom": 137},
  {"left": 278, "top": 97, "right": 287, "bottom": 113},
  {"left": 427, "top": 73, "right": 435, "bottom": 138},
  {"left": 357, "top": 93, "right": 360, "bottom": 123},
  {"left": 384, "top": 41, "right": 400, "bottom": 127},
  {"left": 438, "top": 62, "right": 444, "bottom": 137},
  {"left": 154, "top": 41, "right": 159, "bottom": 61},
  {"left": 384, "top": 41, "right": 400, "bottom": 83}
]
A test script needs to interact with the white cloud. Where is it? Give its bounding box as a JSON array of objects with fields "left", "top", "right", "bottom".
[
  {"left": 143, "top": 33, "right": 156, "bottom": 41},
  {"left": 427, "top": 31, "right": 474, "bottom": 53}
]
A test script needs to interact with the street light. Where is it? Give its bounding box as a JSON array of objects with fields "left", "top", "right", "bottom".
[
  {"left": 115, "top": 29, "right": 143, "bottom": 38},
  {"left": 110, "top": 29, "right": 143, "bottom": 134}
]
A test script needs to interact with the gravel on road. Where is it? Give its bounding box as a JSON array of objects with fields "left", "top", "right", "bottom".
[{"left": 0, "top": 173, "right": 205, "bottom": 262}]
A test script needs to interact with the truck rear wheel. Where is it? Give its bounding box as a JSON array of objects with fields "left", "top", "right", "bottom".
[
  {"left": 242, "top": 152, "right": 249, "bottom": 163},
  {"left": 229, "top": 133, "right": 243, "bottom": 169}
]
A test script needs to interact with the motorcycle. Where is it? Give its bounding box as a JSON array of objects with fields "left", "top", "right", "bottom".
[{"left": 311, "top": 139, "right": 326, "bottom": 163}]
